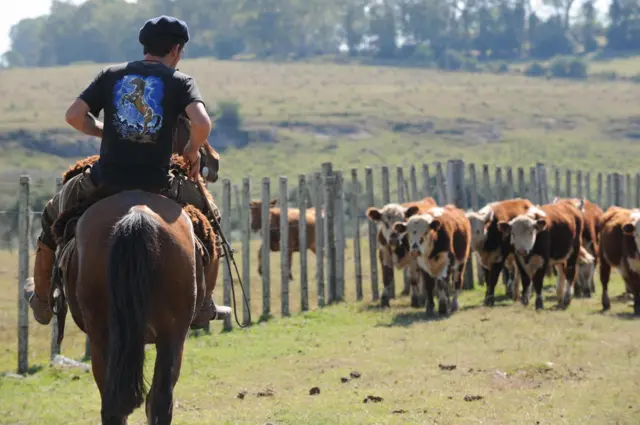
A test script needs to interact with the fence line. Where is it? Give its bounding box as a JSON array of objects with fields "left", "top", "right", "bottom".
[{"left": 9, "top": 159, "right": 639, "bottom": 374}]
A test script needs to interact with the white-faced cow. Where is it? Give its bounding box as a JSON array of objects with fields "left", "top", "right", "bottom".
[
  {"left": 498, "top": 201, "right": 593, "bottom": 310},
  {"left": 366, "top": 197, "right": 437, "bottom": 307},
  {"left": 552, "top": 197, "right": 603, "bottom": 298},
  {"left": 393, "top": 205, "right": 471, "bottom": 317},
  {"left": 464, "top": 198, "right": 533, "bottom": 306},
  {"left": 598, "top": 206, "right": 640, "bottom": 315}
]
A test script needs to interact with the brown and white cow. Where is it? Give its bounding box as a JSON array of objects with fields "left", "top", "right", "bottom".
[
  {"left": 464, "top": 198, "right": 534, "bottom": 306},
  {"left": 498, "top": 201, "right": 593, "bottom": 310},
  {"left": 552, "top": 197, "right": 603, "bottom": 298},
  {"left": 598, "top": 206, "right": 640, "bottom": 315},
  {"left": 393, "top": 206, "right": 471, "bottom": 317},
  {"left": 366, "top": 197, "right": 438, "bottom": 308},
  {"left": 466, "top": 203, "right": 523, "bottom": 302},
  {"left": 249, "top": 199, "right": 319, "bottom": 279}
]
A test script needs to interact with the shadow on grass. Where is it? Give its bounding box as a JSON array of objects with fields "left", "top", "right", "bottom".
[{"left": 378, "top": 311, "right": 450, "bottom": 327}]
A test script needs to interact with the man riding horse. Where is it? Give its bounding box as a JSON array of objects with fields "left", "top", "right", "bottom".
[{"left": 24, "top": 15, "right": 231, "bottom": 330}]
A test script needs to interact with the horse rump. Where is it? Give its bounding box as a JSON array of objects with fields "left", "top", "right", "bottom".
[{"left": 102, "top": 206, "right": 160, "bottom": 417}]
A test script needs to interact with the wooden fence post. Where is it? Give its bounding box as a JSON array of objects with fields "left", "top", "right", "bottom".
[
  {"left": 380, "top": 165, "right": 393, "bottom": 297},
  {"left": 365, "top": 167, "right": 379, "bottom": 301},
  {"left": 314, "top": 172, "right": 325, "bottom": 307},
  {"left": 606, "top": 174, "right": 613, "bottom": 208},
  {"left": 536, "top": 163, "right": 549, "bottom": 204},
  {"left": 18, "top": 175, "right": 30, "bottom": 374},
  {"left": 51, "top": 178, "right": 63, "bottom": 360},
  {"left": 446, "top": 160, "right": 473, "bottom": 290},
  {"left": 396, "top": 166, "right": 410, "bottom": 296},
  {"left": 566, "top": 170, "right": 572, "bottom": 198},
  {"left": 261, "top": 178, "right": 271, "bottom": 318},
  {"left": 626, "top": 174, "right": 632, "bottom": 208},
  {"left": 529, "top": 167, "right": 537, "bottom": 203},
  {"left": 585, "top": 172, "right": 591, "bottom": 201},
  {"left": 422, "top": 164, "right": 431, "bottom": 198},
  {"left": 577, "top": 170, "right": 583, "bottom": 199},
  {"left": 335, "top": 170, "right": 345, "bottom": 301},
  {"left": 241, "top": 177, "right": 251, "bottom": 325},
  {"left": 222, "top": 179, "right": 232, "bottom": 331},
  {"left": 495, "top": 166, "right": 503, "bottom": 201},
  {"left": 435, "top": 162, "right": 446, "bottom": 205},
  {"left": 351, "top": 169, "right": 363, "bottom": 301},
  {"left": 298, "top": 175, "right": 309, "bottom": 312},
  {"left": 505, "top": 167, "right": 515, "bottom": 199},
  {"left": 517, "top": 167, "right": 526, "bottom": 198},
  {"left": 325, "top": 174, "right": 336, "bottom": 304},
  {"left": 482, "top": 164, "right": 492, "bottom": 202},
  {"left": 409, "top": 165, "right": 419, "bottom": 201},
  {"left": 554, "top": 168, "right": 561, "bottom": 197},
  {"left": 636, "top": 173, "right": 640, "bottom": 208},
  {"left": 279, "top": 176, "right": 290, "bottom": 317},
  {"left": 597, "top": 173, "right": 603, "bottom": 207},
  {"left": 468, "top": 163, "right": 483, "bottom": 286}
]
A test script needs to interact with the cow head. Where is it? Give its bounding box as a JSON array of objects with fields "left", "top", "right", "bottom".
[
  {"left": 249, "top": 199, "right": 278, "bottom": 232},
  {"left": 367, "top": 203, "right": 418, "bottom": 246},
  {"left": 622, "top": 210, "right": 640, "bottom": 249},
  {"left": 465, "top": 205, "right": 495, "bottom": 251},
  {"left": 393, "top": 208, "right": 445, "bottom": 257},
  {"left": 498, "top": 207, "right": 547, "bottom": 257}
]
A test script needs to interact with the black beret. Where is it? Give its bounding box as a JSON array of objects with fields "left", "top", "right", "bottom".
[{"left": 138, "top": 15, "right": 190, "bottom": 45}]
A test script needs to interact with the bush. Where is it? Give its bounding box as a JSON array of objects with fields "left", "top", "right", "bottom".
[
  {"left": 524, "top": 62, "right": 547, "bottom": 77},
  {"left": 462, "top": 56, "right": 479, "bottom": 72},
  {"left": 437, "top": 49, "right": 464, "bottom": 71},
  {"left": 215, "top": 100, "right": 243, "bottom": 131},
  {"left": 412, "top": 44, "right": 435, "bottom": 65},
  {"left": 549, "top": 56, "right": 588, "bottom": 79}
]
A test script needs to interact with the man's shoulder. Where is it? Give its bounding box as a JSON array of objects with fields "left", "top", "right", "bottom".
[{"left": 172, "top": 69, "right": 195, "bottom": 82}]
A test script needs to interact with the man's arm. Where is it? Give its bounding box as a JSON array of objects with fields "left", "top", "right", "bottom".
[
  {"left": 65, "top": 99, "right": 104, "bottom": 138},
  {"left": 65, "top": 68, "right": 106, "bottom": 138},
  {"left": 180, "top": 76, "right": 212, "bottom": 161}
]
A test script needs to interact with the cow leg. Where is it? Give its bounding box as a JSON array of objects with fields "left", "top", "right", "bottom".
[
  {"left": 380, "top": 266, "right": 394, "bottom": 308},
  {"left": 600, "top": 259, "right": 612, "bottom": 311},
  {"left": 484, "top": 263, "right": 504, "bottom": 307},
  {"left": 555, "top": 264, "right": 566, "bottom": 307},
  {"left": 423, "top": 271, "right": 435, "bottom": 317},
  {"left": 401, "top": 270, "right": 411, "bottom": 296},
  {"left": 437, "top": 278, "right": 449, "bottom": 316},
  {"left": 408, "top": 264, "right": 422, "bottom": 308},
  {"left": 562, "top": 247, "right": 581, "bottom": 308},
  {"left": 476, "top": 256, "right": 485, "bottom": 286},
  {"left": 451, "top": 264, "right": 464, "bottom": 313},
  {"left": 288, "top": 250, "right": 294, "bottom": 280},
  {"left": 257, "top": 244, "right": 263, "bottom": 276},
  {"left": 533, "top": 264, "right": 548, "bottom": 310},
  {"left": 513, "top": 259, "right": 531, "bottom": 306},
  {"left": 631, "top": 274, "right": 640, "bottom": 315},
  {"left": 503, "top": 266, "right": 514, "bottom": 299}
]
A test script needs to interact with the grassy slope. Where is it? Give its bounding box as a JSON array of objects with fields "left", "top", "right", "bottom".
[
  {"left": 1, "top": 58, "right": 640, "bottom": 203},
  {"left": 1, "top": 240, "right": 639, "bottom": 424}
]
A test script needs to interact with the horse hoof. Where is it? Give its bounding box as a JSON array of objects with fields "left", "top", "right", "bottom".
[
  {"left": 535, "top": 298, "right": 544, "bottom": 310},
  {"left": 380, "top": 294, "right": 390, "bottom": 308},
  {"left": 451, "top": 299, "right": 459, "bottom": 313},
  {"left": 602, "top": 296, "right": 611, "bottom": 311},
  {"left": 506, "top": 289, "right": 514, "bottom": 299},
  {"left": 520, "top": 295, "right": 530, "bottom": 306},
  {"left": 484, "top": 297, "right": 495, "bottom": 307},
  {"left": 438, "top": 301, "right": 448, "bottom": 316}
]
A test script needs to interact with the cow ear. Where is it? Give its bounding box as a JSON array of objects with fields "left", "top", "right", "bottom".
[
  {"left": 269, "top": 199, "right": 278, "bottom": 207},
  {"left": 430, "top": 219, "right": 442, "bottom": 231},
  {"left": 535, "top": 219, "right": 547, "bottom": 231},
  {"left": 393, "top": 222, "right": 407, "bottom": 234},
  {"left": 405, "top": 206, "right": 420, "bottom": 219},
  {"left": 497, "top": 220, "right": 511, "bottom": 234},
  {"left": 623, "top": 222, "right": 635, "bottom": 235},
  {"left": 367, "top": 208, "right": 382, "bottom": 222}
]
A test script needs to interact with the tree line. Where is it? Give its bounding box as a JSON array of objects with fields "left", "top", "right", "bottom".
[{"left": 2, "top": 0, "right": 640, "bottom": 68}]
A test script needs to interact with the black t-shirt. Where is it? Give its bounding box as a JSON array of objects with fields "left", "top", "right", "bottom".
[{"left": 78, "top": 60, "right": 204, "bottom": 190}]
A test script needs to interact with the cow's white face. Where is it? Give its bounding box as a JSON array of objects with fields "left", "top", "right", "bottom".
[
  {"left": 499, "top": 210, "right": 547, "bottom": 257},
  {"left": 394, "top": 210, "right": 443, "bottom": 257},
  {"left": 366, "top": 203, "right": 410, "bottom": 244},
  {"left": 622, "top": 210, "right": 640, "bottom": 253},
  {"left": 466, "top": 206, "right": 493, "bottom": 251}
]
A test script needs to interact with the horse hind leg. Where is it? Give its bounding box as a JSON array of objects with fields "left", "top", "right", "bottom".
[
  {"left": 146, "top": 340, "right": 185, "bottom": 425},
  {"left": 90, "top": 334, "right": 128, "bottom": 425}
]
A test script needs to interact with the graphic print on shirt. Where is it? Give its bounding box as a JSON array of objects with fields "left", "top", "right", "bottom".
[{"left": 113, "top": 75, "right": 164, "bottom": 143}]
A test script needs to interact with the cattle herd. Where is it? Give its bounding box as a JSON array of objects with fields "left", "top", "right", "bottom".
[
  {"left": 244, "top": 193, "right": 639, "bottom": 317},
  {"left": 366, "top": 196, "right": 640, "bottom": 316}
]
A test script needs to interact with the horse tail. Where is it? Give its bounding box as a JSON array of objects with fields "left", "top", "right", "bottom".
[{"left": 103, "top": 206, "right": 160, "bottom": 417}]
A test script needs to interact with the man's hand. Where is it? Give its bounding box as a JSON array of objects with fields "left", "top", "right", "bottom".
[{"left": 184, "top": 142, "right": 201, "bottom": 180}]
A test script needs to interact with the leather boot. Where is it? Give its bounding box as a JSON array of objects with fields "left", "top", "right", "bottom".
[
  {"left": 190, "top": 297, "right": 232, "bottom": 330},
  {"left": 23, "top": 239, "right": 56, "bottom": 325}
]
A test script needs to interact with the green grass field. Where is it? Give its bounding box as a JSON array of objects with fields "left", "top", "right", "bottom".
[
  {"left": 1, "top": 57, "right": 640, "bottom": 206},
  {"left": 1, "top": 238, "right": 639, "bottom": 424}
]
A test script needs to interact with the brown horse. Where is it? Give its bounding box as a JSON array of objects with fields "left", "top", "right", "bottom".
[{"left": 54, "top": 188, "right": 217, "bottom": 424}]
